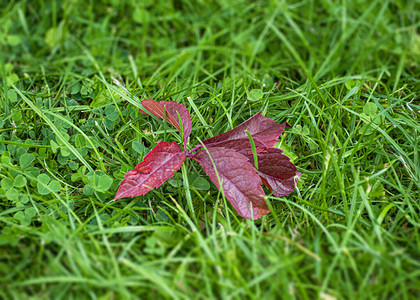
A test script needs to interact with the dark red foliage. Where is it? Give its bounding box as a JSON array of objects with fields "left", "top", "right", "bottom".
[
  {"left": 190, "top": 112, "right": 288, "bottom": 153},
  {"left": 199, "top": 138, "right": 268, "bottom": 157},
  {"left": 246, "top": 148, "right": 299, "bottom": 197},
  {"left": 191, "top": 147, "right": 269, "bottom": 219},
  {"left": 114, "top": 142, "right": 186, "bottom": 200},
  {"left": 116, "top": 100, "right": 300, "bottom": 220},
  {"left": 139, "top": 99, "right": 191, "bottom": 150}
]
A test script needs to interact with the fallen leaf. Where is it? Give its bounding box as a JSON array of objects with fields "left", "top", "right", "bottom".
[
  {"left": 115, "top": 142, "right": 186, "bottom": 199},
  {"left": 192, "top": 147, "right": 269, "bottom": 219},
  {"left": 139, "top": 99, "right": 191, "bottom": 150},
  {"left": 191, "top": 111, "right": 288, "bottom": 153}
]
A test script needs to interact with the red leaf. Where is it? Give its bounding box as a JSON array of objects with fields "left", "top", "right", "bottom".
[
  {"left": 115, "top": 142, "right": 185, "bottom": 200},
  {"left": 261, "top": 175, "right": 300, "bottom": 198},
  {"left": 191, "top": 147, "right": 269, "bottom": 219},
  {"left": 139, "top": 99, "right": 191, "bottom": 150},
  {"left": 204, "top": 138, "right": 268, "bottom": 156},
  {"left": 139, "top": 99, "right": 179, "bottom": 129},
  {"left": 251, "top": 148, "right": 299, "bottom": 197},
  {"left": 190, "top": 111, "right": 288, "bottom": 153}
]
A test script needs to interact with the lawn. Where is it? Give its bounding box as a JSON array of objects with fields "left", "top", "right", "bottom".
[{"left": 0, "top": 0, "right": 419, "bottom": 299}]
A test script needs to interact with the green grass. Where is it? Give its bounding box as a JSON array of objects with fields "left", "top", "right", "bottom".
[{"left": 1, "top": 0, "right": 419, "bottom": 299}]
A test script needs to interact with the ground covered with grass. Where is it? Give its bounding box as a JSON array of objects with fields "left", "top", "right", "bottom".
[{"left": 1, "top": 0, "right": 419, "bottom": 299}]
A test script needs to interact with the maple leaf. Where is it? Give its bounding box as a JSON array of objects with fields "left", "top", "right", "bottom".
[
  {"left": 190, "top": 111, "right": 288, "bottom": 153},
  {"left": 139, "top": 99, "right": 191, "bottom": 150},
  {"left": 114, "top": 142, "right": 186, "bottom": 200},
  {"left": 191, "top": 147, "right": 269, "bottom": 219}
]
